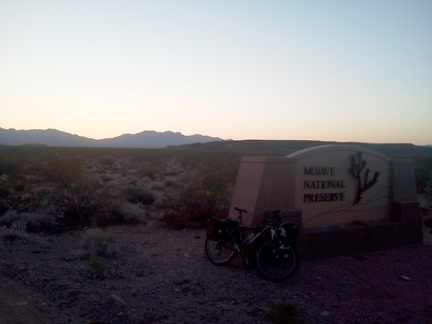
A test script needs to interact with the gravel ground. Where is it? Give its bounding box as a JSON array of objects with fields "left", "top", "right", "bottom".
[{"left": 1, "top": 221, "right": 431, "bottom": 323}]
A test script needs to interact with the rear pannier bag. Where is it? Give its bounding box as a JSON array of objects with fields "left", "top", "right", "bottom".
[{"left": 206, "top": 218, "right": 236, "bottom": 241}]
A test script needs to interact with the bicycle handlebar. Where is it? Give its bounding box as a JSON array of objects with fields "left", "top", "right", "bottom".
[
  {"left": 234, "top": 207, "right": 247, "bottom": 214},
  {"left": 234, "top": 207, "right": 282, "bottom": 226}
]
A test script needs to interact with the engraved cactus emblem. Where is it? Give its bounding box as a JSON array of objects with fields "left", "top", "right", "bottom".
[{"left": 349, "top": 152, "right": 380, "bottom": 205}]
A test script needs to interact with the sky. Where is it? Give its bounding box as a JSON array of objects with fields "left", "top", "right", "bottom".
[{"left": 1, "top": 1, "right": 431, "bottom": 145}]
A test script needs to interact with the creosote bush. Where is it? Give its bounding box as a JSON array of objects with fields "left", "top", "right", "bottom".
[
  {"left": 0, "top": 211, "right": 60, "bottom": 234},
  {"left": 0, "top": 175, "right": 37, "bottom": 215},
  {"left": 123, "top": 186, "right": 155, "bottom": 205},
  {"left": 161, "top": 167, "right": 235, "bottom": 229},
  {"left": 46, "top": 155, "right": 85, "bottom": 188},
  {"left": 111, "top": 201, "right": 149, "bottom": 224},
  {"left": 415, "top": 157, "right": 432, "bottom": 194},
  {"left": 52, "top": 178, "right": 110, "bottom": 228}
]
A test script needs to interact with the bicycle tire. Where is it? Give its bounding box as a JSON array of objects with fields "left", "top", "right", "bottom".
[
  {"left": 256, "top": 239, "right": 299, "bottom": 282},
  {"left": 205, "top": 239, "right": 236, "bottom": 266}
]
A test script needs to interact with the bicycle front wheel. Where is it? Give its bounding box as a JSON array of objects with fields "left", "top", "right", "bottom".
[
  {"left": 256, "top": 240, "right": 299, "bottom": 282},
  {"left": 205, "top": 239, "right": 236, "bottom": 266}
]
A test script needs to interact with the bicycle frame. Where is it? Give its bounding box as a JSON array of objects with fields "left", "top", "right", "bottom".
[
  {"left": 206, "top": 208, "right": 298, "bottom": 255},
  {"left": 231, "top": 209, "right": 298, "bottom": 256},
  {"left": 241, "top": 221, "right": 297, "bottom": 251},
  {"left": 205, "top": 207, "right": 300, "bottom": 281}
]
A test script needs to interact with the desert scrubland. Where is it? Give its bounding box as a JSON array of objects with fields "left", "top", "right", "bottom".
[
  {"left": 0, "top": 145, "right": 431, "bottom": 323},
  {"left": 0, "top": 146, "right": 241, "bottom": 230}
]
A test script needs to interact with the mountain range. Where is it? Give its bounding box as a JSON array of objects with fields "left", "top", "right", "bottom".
[
  {"left": 1, "top": 128, "right": 431, "bottom": 159},
  {"left": 0, "top": 128, "right": 223, "bottom": 148}
]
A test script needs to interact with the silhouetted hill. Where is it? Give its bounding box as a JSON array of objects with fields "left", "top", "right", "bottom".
[
  {"left": 0, "top": 128, "right": 222, "bottom": 148},
  {"left": 169, "top": 140, "right": 432, "bottom": 159},
  {"left": 98, "top": 131, "right": 222, "bottom": 148},
  {"left": 2, "top": 128, "right": 431, "bottom": 159},
  {"left": 0, "top": 128, "right": 96, "bottom": 147}
]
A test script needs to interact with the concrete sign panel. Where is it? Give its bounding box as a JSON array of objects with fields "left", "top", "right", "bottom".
[{"left": 290, "top": 145, "right": 390, "bottom": 227}]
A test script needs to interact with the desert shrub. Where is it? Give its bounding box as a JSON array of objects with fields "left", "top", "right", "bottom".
[
  {"left": 94, "top": 200, "right": 150, "bottom": 226},
  {"left": 0, "top": 211, "right": 26, "bottom": 230},
  {"left": 0, "top": 176, "right": 56, "bottom": 217},
  {"left": 99, "top": 174, "right": 113, "bottom": 182},
  {"left": 123, "top": 186, "right": 155, "bottom": 205},
  {"left": 0, "top": 211, "right": 61, "bottom": 235},
  {"left": 87, "top": 256, "right": 109, "bottom": 279},
  {"left": 51, "top": 178, "right": 110, "bottom": 228},
  {"left": 82, "top": 229, "right": 117, "bottom": 278},
  {"left": 45, "top": 155, "right": 85, "bottom": 187},
  {"left": 164, "top": 179, "right": 175, "bottom": 187},
  {"left": 0, "top": 224, "right": 29, "bottom": 242},
  {"left": 112, "top": 201, "right": 149, "bottom": 224},
  {"left": 135, "top": 164, "right": 163, "bottom": 180},
  {"left": 0, "top": 221, "right": 46, "bottom": 245},
  {"left": 161, "top": 167, "right": 235, "bottom": 229},
  {"left": 31, "top": 186, "right": 53, "bottom": 210},
  {"left": 0, "top": 179, "right": 35, "bottom": 215},
  {"left": 25, "top": 213, "right": 62, "bottom": 234},
  {"left": 0, "top": 182, "right": 14, "bottom": 215},
  {"left": 265, "top": 302, "right": 299, "bottom": 324},
  {"left": 0, "top": 151, "right": 17, "bottom": 176},
  {"left": 415, "top": 157, "right": 432, "bottom": 194},
  {"left": 93, "top": 209, "right": 126, "bottom": 227},
  {"left": 81, "top": 228, "right": 120, "bottom": 257},
  {"left": 150, "top": 181, "right": 164, "bottom": 191},
  {"left": 0, "top": 146, "right": 42, "bottom": 177},
  {"left": 98, "top": 155, "right": 116, "bottom": 168},
  {"left": 164, "top": 170, "right": 178, "bottom": 176},
  {"left": 416, "top": 158, "right": 432, "bottom": 222}
]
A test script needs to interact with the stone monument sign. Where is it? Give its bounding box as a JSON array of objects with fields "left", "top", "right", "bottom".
[{"left": 229, "top": 145, "right": 422, "bottom": 258}]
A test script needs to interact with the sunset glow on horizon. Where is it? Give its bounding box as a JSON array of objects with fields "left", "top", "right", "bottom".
[{"left": 1, "top": 1, "right": 431, "bottom": 145}]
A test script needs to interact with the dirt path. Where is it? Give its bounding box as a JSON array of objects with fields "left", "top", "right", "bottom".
[{"left": 1, "top": 223, "right": 431, "bottom": 323}]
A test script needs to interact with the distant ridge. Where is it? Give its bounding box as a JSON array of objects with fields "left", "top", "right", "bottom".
[
  {"left": 1, "top": 128, "right": 431, "bottom": 158},
  {"left": 168, "top": 140, "right": 432, "bottom": 158},
  {"left": 0, "top": 128, "right": 223, "bottom": 148}
]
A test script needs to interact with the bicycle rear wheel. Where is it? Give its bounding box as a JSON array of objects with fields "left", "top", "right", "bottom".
[
  {"left": 205, "top": 239, "right": 236, "bottom": 265},
  {"left": 256, "top": 240, "right": 299, "bottom": 282}
]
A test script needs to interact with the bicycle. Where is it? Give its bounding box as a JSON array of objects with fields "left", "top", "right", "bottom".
[{"left": 205, "top": 207, "right": 299, "bottom": 282}]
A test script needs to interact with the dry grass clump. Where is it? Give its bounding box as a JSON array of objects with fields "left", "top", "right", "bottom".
[
  {"left": 81, "top": 228, "right": 121, "bottom": 279},
  {"left": 87, "top": 256, "right": 109, "bottom": 279},
  {"left": 81, "top": 228, "right": 120, "bottom": 257}
]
